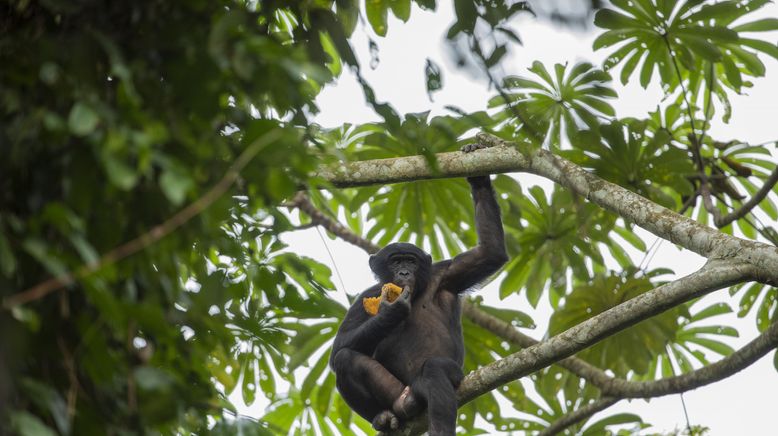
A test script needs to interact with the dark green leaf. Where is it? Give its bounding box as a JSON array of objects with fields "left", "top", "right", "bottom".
[
  {"left": 366, "top": 0, "right": 389, "bottom": 36},
  {"left": 67, "top": 102, "right": 99, "bottom": 136},
  {"left": 734, "top": 18, "right": 778, "bottom": 32},
  {"left": 390, "top": 0, "right": 412, "bottom": 22}
]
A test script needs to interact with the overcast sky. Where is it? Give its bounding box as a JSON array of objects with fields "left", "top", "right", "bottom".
[{"left": 244, "top": 3, "right": 778, "bottom": 434}]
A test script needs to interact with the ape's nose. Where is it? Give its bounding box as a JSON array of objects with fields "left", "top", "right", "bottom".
[{"left": 399, "top": 270, "right": 410, "bottom": 278}]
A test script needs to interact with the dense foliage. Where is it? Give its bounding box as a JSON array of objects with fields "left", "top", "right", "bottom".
[{"left": 1, "top": 0, "right": 776, "bottom": 435}]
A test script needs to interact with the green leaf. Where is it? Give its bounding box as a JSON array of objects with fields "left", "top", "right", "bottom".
[
  {"left": 19, "top": 379, "right": 70, "bottom": 435},
  {"left": 733, "top": 18, "right": 778, "bottom": 32},
  {"left": 593, "top": 29, "right": 636, "bottom": 50},
  {"left": 684, "top": 337, "right": 735, "bottom": 356},
  {"left": 612, "top": 225, "right": 646, "bottom": 250},
  {"left": 583, "top": 413, "right": 643, "bottom": 435},
  {"left": 133, "top": 366, "right": 174, "bottom": 391},
  {"left": 486, "top": 45, "right": 508, "bottom": 68},
  {"left": 390, "top": 0, "right": 412, "bottom": 22},
  {"left": 22, "top": 238, "right": 67, "bottom": 278},
  {"left": 685, "top": 1, "right": 740, "bottom": 22},
  {"left": 11, "top": 411, "right": 58, "bottom": 436},
  {"left": 684, "top": 36, "right": 723, "bottom": 61},
  {"left": 242, "top": 358, "right": 257, "bottom": 406},
  {"left": 366, "top": 0, "right": 389, "bottom": 36},
  {"left": 476, "top": 304, "right": 536, "bottom": 329},
  {"left": 67, "top": 102, "right": 99, "bottom": 136},
  {"left": 425, "top": 58, "right": 443, "bottom": 98},
  {"left": 101, "top": 154, "right": 138, "bottom": 190},
  {"left": 691, "top": 302, "right": 732, "bottom": 321},
  {"left": 336, "top": 2, "right": 359, "bottom": 36},
  {"left": 160, "top": 167, "right": 194, "bottom": 206},
  {"left": 594, "top": 9, "right": 638, "bottom": 30},
  {"left": 453, "top": 0, "right": 478, "bottom": 33}
]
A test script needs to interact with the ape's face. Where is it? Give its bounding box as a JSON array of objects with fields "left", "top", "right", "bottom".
[{"left": 387, "top": 253, "right": 419, "bottom": 287}]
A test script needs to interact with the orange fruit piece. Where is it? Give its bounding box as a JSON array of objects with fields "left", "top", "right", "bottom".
[
  {"left": 381, "top": 283, "right": 403, "bottom": 302},
  {"left": 362, "top": 283, "right": 404, "bottom": 316},
  {"left": 362, "top": 296, "right": 382, "bottom": 316}
]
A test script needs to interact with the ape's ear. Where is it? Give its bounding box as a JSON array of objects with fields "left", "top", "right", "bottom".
[{"left": 368, "top": 255, "right": 378, "bottom": 273}]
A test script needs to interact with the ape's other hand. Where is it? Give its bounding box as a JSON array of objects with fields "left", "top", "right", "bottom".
[
  {"left": 461, "top": 142, "right": 493, "bottom": 187},
  {"left": 379, "top": 285, "right": 411, "bottom": 319}
]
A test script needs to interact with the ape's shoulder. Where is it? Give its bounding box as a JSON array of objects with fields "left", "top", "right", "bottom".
[{"left": 432, "top": 260, "right": 452, "bottom": 271}]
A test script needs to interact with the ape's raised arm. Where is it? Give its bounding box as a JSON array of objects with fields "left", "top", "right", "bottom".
[{"left": 440, "top": 173, "right": 508, "bottom": 292}]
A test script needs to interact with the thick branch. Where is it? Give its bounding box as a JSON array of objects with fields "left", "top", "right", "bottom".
[
  {"left": 316, "top": 134, "right": 778, "bottom": 285},
  {"left": 315, "top": 134, "right": 529, "bottom": 187},
  {"left": 600, "top": 319, "right": 778, "bottom": 398},
  {"left": 462, "top": 302, "right": 614, "bottom": 389},
  {"left": 455, "top": 262, "right": 752, "bottom": 407},
  {"left": 465, "top": 301, "right": 778, "bottom": 398}
]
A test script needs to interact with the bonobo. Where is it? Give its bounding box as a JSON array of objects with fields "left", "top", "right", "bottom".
[{"left": 329, "top": 143, "right": 508, "bottom": 435}]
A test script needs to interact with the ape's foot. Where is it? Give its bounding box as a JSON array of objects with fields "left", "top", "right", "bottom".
[
  {"left": 392, "top": 386, "right": 423, "bottom": 420},
  {"left": 372, "top": 410, "right": 400, "bottom": 431}
]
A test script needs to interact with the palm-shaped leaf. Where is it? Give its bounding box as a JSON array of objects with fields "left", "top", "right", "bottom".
[
  {"left": 526, "top": 369, "right": 646, "bottom": 435},
  {"left": 644, "top": 301, "right": 740, "bottom": 378},
  {"left": 491, "top": 61, "right": 616, "bottom": 148},
  {"left": 500, "top": 186, "right": 646, "bottom": 307},
  {"left": 595, "top": 0, "right": 777, "bottom": 92},
  {"left": 731, "top": 282, "right": 778, "bottom": 332},
  {"left": 315, "top": 112, "right": 496, "bottom": 258},
  {"left": 549, "top": 269, "right": 680, "bottom": 376},
  {"left": 565, "top": 119, "right": 696, "bottom": 209}
]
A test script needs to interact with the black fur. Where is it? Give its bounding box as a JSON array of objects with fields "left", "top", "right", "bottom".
[{"left": 330, "top": 176, "right": 508, "bottom": 436}]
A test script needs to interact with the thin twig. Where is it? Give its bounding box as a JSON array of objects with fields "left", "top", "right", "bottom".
[
  {"left": 288, "top": 192, "right": 381, "bottom": 254},
  {"left": 3, "top": 130, "right": 281, "bottom": 309},
  {"left": 714, "top": 166, "right": 778, "bottom": 227},
  {"left": 662, "top": 35, "right": 718, "bottom": 222},
  {"left": 698, "top": 63, "right": 715, "bottom": 148},
  {"left": 57, "top": 336, "right": 79, "bottom": 426}
]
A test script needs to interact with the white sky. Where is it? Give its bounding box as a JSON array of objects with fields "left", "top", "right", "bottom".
[{"left": 243, "top": 2, "right": 778, "bottom": 435}]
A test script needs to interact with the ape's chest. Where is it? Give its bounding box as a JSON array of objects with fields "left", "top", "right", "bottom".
[{"left": 372, "top": 293, "right": 464, "bottom": 383}]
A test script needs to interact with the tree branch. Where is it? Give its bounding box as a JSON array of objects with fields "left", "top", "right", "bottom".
[
  {"left": 465, "top": 300, "right": 778, "bottom": 398},
  {"left": 713, "top": 166, "right": 778, "bottom": 228},
  {"left": 315, "top": 133, "right": 778, "bottom": 286},
  {"left": 462, "top": 302, "right": 614, "bottom": 388},
  {"left": 287, "top": 192, "right": 380, "bottom": 254},
  {"left": 455, "top": 262, "right": 752, "bottom": 406}
]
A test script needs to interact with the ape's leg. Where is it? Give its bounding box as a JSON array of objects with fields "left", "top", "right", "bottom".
[
  {"left": 331, "top": 348, "right": 405, "bottom": 430},
  {"left": 411, "top": 357, "right": 463, "bottom": 436}
]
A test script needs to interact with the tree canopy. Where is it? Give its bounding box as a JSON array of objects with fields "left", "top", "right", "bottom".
[{"left": 1, "top": 1, "right": 777, "bottom": 435}]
